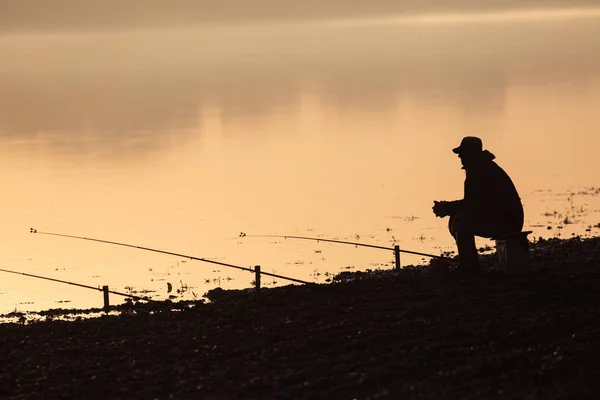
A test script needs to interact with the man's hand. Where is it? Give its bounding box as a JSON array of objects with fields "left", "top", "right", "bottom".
[{"left": 433, "top": 201, "right": 450, "bottom": 218}]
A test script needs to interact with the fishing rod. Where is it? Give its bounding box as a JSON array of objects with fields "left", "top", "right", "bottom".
[
  {"left": 30, "top": 228, "right": 310, "bottom": 285},
  {"left": 0, "top": 267, "right": 165, "bottom": 305},
  {"left": 243, "top": 234, "right": 455, "bottom": 262}
]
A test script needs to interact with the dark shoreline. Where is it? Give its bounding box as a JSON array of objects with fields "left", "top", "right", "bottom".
[{"left": 1, "top": 236, "right": 599, "bottom": 399}]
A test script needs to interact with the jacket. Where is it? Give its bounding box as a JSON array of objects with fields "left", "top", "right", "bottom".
[{"left": 453, "top": 150, "right": 523, "bottom": 224}]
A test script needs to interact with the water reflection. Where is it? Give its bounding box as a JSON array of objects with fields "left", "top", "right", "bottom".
[
  {"left": 2, "top": 16, "right": 600, "bottom": 141},
  {"left": 1, "top": 14, "right": 599, "bottom": 314}
]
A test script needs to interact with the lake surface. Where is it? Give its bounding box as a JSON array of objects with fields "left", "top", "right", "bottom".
[{"left": 1, "top": 9, "right": 600, "bottom": 314}]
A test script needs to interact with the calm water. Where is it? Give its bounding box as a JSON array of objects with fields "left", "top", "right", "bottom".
[{"left": 1, "top": 10, "right": 600, "bottom": 314}]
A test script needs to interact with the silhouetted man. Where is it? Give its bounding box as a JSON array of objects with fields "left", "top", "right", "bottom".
[{"left": 433, "top": 137, "right": 524, "bottom": 275}]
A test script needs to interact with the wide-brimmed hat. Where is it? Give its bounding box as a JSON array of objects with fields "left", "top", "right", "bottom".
[{"left": 452, "top": 136, "right": 483, "bottom": 155}]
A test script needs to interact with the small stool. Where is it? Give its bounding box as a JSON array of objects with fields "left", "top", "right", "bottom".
[{"left": 491, "top": 231, "right": 532, "bottom": 274}]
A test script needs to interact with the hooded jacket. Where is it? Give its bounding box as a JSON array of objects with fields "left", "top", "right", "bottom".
[{"left": 455, "top": 150, "right": 523, "bottom": 225}]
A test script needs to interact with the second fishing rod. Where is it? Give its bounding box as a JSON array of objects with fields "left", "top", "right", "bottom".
[{"left": 242, "top": 233, "right": 455, "bottom": 270}]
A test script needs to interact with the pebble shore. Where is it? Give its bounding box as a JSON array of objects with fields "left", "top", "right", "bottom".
[{"left": 1, "top": 236, "right": 599, "bottom": 399}]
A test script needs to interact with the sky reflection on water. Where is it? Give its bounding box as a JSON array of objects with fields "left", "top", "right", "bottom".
[{"left": 1, "top": 11, "right": 599, "bottom": 314}]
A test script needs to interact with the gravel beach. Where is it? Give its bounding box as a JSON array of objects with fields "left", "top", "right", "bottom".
[{"left": 1, "top": 236, "right": 599, "bottom": 399}]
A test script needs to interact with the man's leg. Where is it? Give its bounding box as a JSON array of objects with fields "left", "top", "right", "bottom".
[{"left": 449, "top": 211, "right": 481, "bottom": 274}]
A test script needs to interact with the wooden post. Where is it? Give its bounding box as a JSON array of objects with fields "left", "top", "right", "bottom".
[
  {"left": 103, "top": 285, "right": 109, "bottom": 312},
  {"left": 254, "top": 265, "right": 261, "bottom": 291},
  {"left": 394, "top": 245, "right": 401, "bottom": 270}
]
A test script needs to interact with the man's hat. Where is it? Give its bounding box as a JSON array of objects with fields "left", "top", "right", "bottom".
[{"left": 453, "top": 136, "right": 483, "bottom": 155}]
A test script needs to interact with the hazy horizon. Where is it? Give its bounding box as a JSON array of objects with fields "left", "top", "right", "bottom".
[
  {"left": 1, "top": 0, "right": 599, "bottom": 33},
  {"left": 2, "top": 15, "right": 599, "bottom": 141}
]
